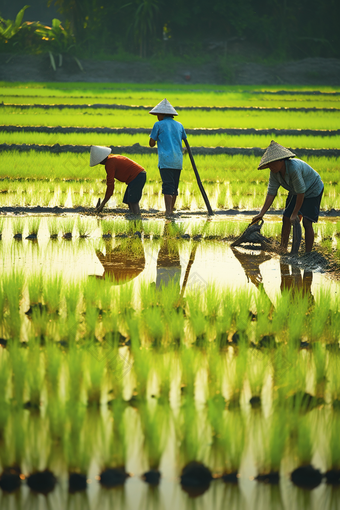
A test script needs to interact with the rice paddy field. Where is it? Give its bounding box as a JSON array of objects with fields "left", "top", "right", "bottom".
[{"left": 1, "top": 82, "right": 340, "bottom": 510}]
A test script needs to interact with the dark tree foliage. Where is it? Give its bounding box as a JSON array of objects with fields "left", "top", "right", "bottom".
[{"left": 44, "top": 0, "right": 340, "bottom": 58}]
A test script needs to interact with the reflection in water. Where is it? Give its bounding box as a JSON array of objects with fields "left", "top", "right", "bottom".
[
  {"left": 156, "top": 223, "right": 181, "bottom": 289},
  {"left": 251, "top": 483, "right": 284, "bottom": 510},
  {"left": 280, "top": 263, "right": 314, "bottom": 304},
  {"left": 95, "top": 237, "right": 145, "bottom": 284},
  {"left": 231, "top": 247, "right": 272, "bottom": 289}
]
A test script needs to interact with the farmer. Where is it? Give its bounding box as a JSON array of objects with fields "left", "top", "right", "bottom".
[
  {"left": 149, "top": 98, "right": 187, "bottom": 217},
  {"left": 252, "top": 140, "right": 324, "bottom": 253},
  {"left": 90, "top": 145, "right": 146, "bottom": 215}
]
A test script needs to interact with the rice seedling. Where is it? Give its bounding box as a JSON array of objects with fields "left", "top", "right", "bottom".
[
  {"left": 12, "top": 218, "right": 25, "bottom": 240},
  {"left": 324, "top": 415, "right": 340, "bottom": 484},
  {"left": 67, "top": 347, "right": 84, "bottom": 404},
  {"left": 219, "top": 411, "right": 245, "bottom": 480},
  {"left": 180, "top": 348, "right": 201, "bottom": 399},
  {"left": 101, "top": 219, "right": 113, "bottom": 237},
  {"left": 142, "top": 307, "right": 165, "bottom": 346},
  {"left": 26, "top": 217, "right": 41, "bottom": 239},
  {"left": 27, "top": 271, "right": 44, "bottom": 308},
  {"left": 77, "top": 218, "right": 93, "bottom": 238},
  {"left": 132, "top": 348, "right": 152, "bottom": 401},
  {"left": 9, "top": 344, "right": 27, "bottom": 406},
  {"left": 47, "top": 217, "right": 59, "bottom": 239},
  {"left": 43, "top": 275, "right": 62, "bottom": 314},
  {"left": 60, "top": 218, "right": 75, "bottom": 239},
  {"left": 247, "top": 351, "right": 268, "bottom": 406},
  {"left": 26, "top": 339, "right": 44, "bottom": 408},
  {"left": 140, "top": 402, "right": 169, "bottom": 478},
  {"left": 313, "top": 342, "right": 328, "bottom": 399},
  {"left": 225, "top": 344, "right": 247, "bottom": 408},
  {"left": 85, "top": 349, "right": 106, "bottom": 406},
  {"left": 44, "top": 342, "right": 62, "bottom": 399},
  {"left": 255, "top": 412, "right": 287, "bottom": 482}
]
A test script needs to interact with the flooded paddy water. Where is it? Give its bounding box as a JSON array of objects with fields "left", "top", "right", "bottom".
[{"left": 1, "top": 214, "right": 340, "bottom": 510}]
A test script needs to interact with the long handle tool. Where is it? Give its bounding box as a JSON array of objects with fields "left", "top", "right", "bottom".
[{"left": 184, "top": 139, "right": 214, "bottom": 215}]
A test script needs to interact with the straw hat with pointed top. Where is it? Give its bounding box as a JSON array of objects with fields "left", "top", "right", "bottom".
[
  {"left": 258, "top": 140, "right": 296, "bottom": 170},
  {"left": 149, "top": 98, "right": 178, "bottom": 116},
  {"left": 90, "top": 146, "right": 112, "bottom": 167}
]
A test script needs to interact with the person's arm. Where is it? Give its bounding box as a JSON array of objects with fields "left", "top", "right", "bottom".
[
  {"left": 97, "top": 184, "right": 114, "bottom": 212},
  {"left": 290, "top": 193, "right": 304, "bottom": 222},
  {"left": 252, "top": 194, "right": 276, "bottom": 223},
  {"left": 149, "top": 138, "right": 156, "bottom": 147}
]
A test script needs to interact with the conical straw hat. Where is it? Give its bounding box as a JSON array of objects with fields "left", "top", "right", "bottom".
[
  {"left": 258, "top": 140, "right": 296, "bottom": 169},
  {"left": 149, "top": 98, "right": 178, "bottom": 116},
  {"left": 90, "top": 146, "right": 112, "bottom": 167}
]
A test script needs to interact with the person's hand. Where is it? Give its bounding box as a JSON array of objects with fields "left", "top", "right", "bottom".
[
  {"left": 290, "top": 213, "right": 298, "bottom": 223},
  {"left": 251, "top": 214, "right": 263, "bottom": 224}
]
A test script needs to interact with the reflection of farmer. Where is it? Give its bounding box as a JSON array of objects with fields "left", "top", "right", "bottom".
[
  {"left": 90, "top": 145, "right": 146, "bottom": 215},
  {"left": 252, "top": 141, "right": 324, "bottom": 253},
  {"left": 280, "top": 263, "right": 314, "bottom": 306},
  {"left": 156, "top": 223, "right": 181, "bottom": 289},
  {"left": 231, "top": 247, "right": 272, "bottom": 289},
  {"left": 149, "top": 99, "right": 187, "bottom": 217},
  {"left": 95, "top": 237, "right": 145, "bottom": 284}
]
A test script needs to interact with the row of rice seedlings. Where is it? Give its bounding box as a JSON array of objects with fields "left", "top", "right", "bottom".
[
  {"left": 3, "top": 106, "right": 340, "bottom": 130},
  {"left": 2, "top": 152, "right": 340, "bottom": 192},
  {"left": 4, "top": 83, "right": 339, "bottom": 107},
  {"left": 4, "top": 130, "right": 340, "bottom": 150}
]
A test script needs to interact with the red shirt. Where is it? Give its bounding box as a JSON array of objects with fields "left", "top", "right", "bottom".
[{"left": 105, "top": 155, "right": 145, "bottom": 192}]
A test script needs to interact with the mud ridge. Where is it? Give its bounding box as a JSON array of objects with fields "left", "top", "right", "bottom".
[
  {"left": 1, "top": 125, "right": 339, "bottom": 137},
  {"left": 1, "top": 103, "right": 339, "bottom": 113},
  {"left": 1, "top": 143, "right": 340, "bottom": 158}
]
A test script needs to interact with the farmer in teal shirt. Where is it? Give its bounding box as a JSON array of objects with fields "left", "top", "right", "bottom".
[
  {"left": 252, "top": 140, "right": 324, "bottom": 253},
  {"left": 149, "top": 98, "right": 187, "bottom": 217}
]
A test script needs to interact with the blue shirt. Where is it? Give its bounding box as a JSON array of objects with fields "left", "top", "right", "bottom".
[
  {"left": 267, "top": 158, "right": 324, "bottom": 198},
  {"left": 150, "top": 117, "right": 187, "bottom": 169}
]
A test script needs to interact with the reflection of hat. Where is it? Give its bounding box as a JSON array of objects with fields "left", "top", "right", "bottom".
[
  {"left": 258, "top": 140, "right": 296, "bottom": 170},
  {"left": 90, "top": 146, "right": 112, "bottom": 167},
  {"left": 149, "top": 98, "right": 178, "bottom": 116}
]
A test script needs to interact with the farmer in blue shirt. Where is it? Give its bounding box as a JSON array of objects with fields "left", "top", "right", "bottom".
[
  {"left": 252, "top": 140, "right": 324, "bottom": 253},
  {"left": 149, "top": 98, "right": 187, "bottom": 217}
]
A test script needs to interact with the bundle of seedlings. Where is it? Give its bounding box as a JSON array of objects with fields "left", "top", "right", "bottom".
[
  {"left": 254, "top": 286, "right": 274, "bottom": 346},
  {"left": 101, "top": 219, "right": 112, "bottom": 238},
  {"left": 286, "top": 293, "right": 310, "bottom": 349},
  {"left": 99, "top": 400, "right": 129, "bottom": 487},
  {"left": 225, "top": 344, "right": 247, "bottom": 409},
  {"left": 254, "top": 412, "right": 287, "bottom": 484},
  {"left": 219, "top": 411, "right": 245, "bottom": 483},
  {"left": 232, "top": 290, "right": 254, "bottom": 345},
  {"left": 0, "top": 410, "right": 25, "bottom": 493},
  {"left": 140, "top": 402, "right": 169, "bottom": 485},
  {"left": 215, "top": 290, "right": 235, "bottom": 348},
  {"left": 164, "top": 308, "right": 185, "bottom": 346},
  {"left": 67, "top": 347, "right": 85, "bottom": 405},
  {"left": 206, "top": 346, "right": 224, "bottom": 402},
  {"left": 26, "top": 217, "right": 41, "bottom": 240},
  {"left": 77, "top": 218, "right": 93, "bottom": 238},
  {"left": 3, "top": 271, "right": 24, "bottom": 339},
  {"left": 85, "top": 349, "right": 106, "bottom": 406},
  {"left": 309, "top": 290, "right": 331, "bottom": 343},
  {"left": 47, "top": 218, "right": 59, "bottom": 239},
  {"left": 63, "top": 404, "right": 91, "bottom": 493},
  {"left": 155, "top": 352, "right": 173, "bottom": 402},
  {"left": 180, "top": 348, "right": 201, "bottom": 399},
  {"left": 312, "top": 342, "right": 328, "bottom": 400},
  {"left": 271, "top": 291, "right": 291, "bottom": 343},
  {"left": 25, "top": 414, "right": 57, "bottom": 495},
  {"left": 25, "top": 339, "right": 45, "bottom": 410},
  {"left": 26, "top": 272, "right": 45, "bottom": 315},
  {"left": 131, "top": 347, "right": 152, "bottom": 403},
  {"left": 142, "top": 307, "right": 165, "bottom": 347},
  {"left": 324, "top": 415, "right": 340, "bottom": 485},
  {"left": 177, "top": 398, "right": 213, "bottom": 497},
  {"left": 329, "top": 356, "right": 340, "bottom": 409},
  {"left": 42, "top": 275, "right": 62, "bottom": 316},
  {"left": 13, "top": 218, "right": 25, "bottom": 240},
  {"left": 61, "top": 218, "right": 75, "bottom": 239},
  {"left": 247, "top": 350, "right": 268, "bottom": 408},
  {"left": 289, "top": 415, "right": 322, "bottom": 489},
  {"left": 9, "top": 344, "right": 27, "bottom": 407}
]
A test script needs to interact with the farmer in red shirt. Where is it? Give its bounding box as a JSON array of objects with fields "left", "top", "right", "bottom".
[{"left": 90, "top": 145, "right": 146, "bottom": 215}]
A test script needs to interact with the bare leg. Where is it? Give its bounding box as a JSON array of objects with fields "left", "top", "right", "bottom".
[
  {"left": 280, "top": 216, "right": 291, "bottom": 252},
  {"left": 303, "top": 217, "right": 314, "bottom": 252},
  {"left": 129, "top": 202, "right": 141, "bottom": 215},
  {"left": 172, "top": 195, "right": 177, "bottom": 211},
  {"left": 128, "top": 204, "right": 133, "bottom": 212},
  {"left": 164, "top": 194, "right": 174, "bottom": 216}
]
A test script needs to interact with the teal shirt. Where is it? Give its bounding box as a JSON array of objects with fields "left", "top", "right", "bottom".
[
  {"left": 267, "top": 159, "right": 323, "bottom": 198},
  {"left": 150, "top": 117, "right": 187, "bottom": 169}
]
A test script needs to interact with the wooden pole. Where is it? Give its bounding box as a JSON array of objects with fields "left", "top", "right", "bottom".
[{"left": 184, "top": 139, "right": 214, "bottom": 215}]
